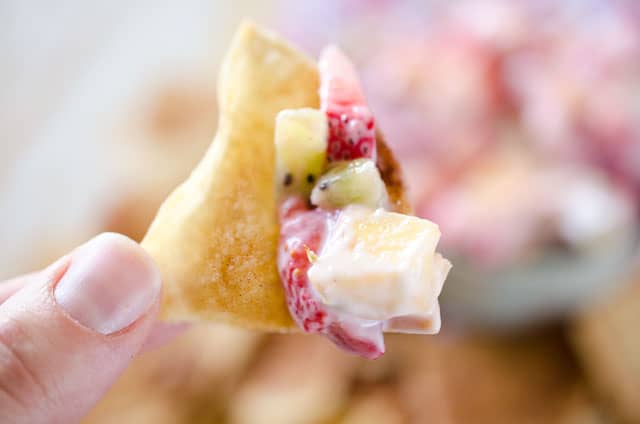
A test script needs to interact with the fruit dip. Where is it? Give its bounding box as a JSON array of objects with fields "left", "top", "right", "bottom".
[{"left": 275, "top": 46, "right": 451, "bottom": 359}]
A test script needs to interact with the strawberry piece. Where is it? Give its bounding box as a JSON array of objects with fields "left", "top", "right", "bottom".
[
  {"left": 325, "top": 321, "right": 384, "bottom": 360},
  {"left": 278, "top": 197, "right": 331, "bottom": 332},
  {"left": 277, "top": 196, "right": 385, "bottom": 358},
  {"left": 319, "top": 46, "right": 376, "bottom": 162}
]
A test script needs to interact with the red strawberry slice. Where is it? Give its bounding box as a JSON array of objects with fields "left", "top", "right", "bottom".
[
  {"left": 319, "top": 45, "right": 376, "bottom": 162},
  {"left": 277, "top": 196, "right": 385, "bottom": 358},
  {"left": 277, "top": 196, "right": 331, "bottom": 332},
  {"left": 325, "top": 320, "right": 384, "bottom": 360}
]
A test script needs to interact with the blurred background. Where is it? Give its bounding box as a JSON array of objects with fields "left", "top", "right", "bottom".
[{"left": 2, "top": 0, "right": 640, "bottom": 422}]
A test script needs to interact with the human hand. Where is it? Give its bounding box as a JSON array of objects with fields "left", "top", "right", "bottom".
[{"left": 0, "top": 233, "right": 184, "bottom": 423}]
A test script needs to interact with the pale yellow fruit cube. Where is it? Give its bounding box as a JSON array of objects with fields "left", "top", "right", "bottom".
[
  {"left": 308, "top": 206, "right": 451, "bottom": 323},
  {"left": 275, "top": 108, "right": 327, "bottom": 197}
]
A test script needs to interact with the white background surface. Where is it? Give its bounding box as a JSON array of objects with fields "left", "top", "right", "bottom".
[{"left": 0, "top": 1, "right": 277, "bottom": 278}]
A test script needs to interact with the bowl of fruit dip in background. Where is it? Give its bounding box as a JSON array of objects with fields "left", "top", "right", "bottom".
[{"left": 276, "top": 0, "right": 640, "bottom": 329}]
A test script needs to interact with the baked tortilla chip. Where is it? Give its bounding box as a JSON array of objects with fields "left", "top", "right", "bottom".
[
  {"left": 142, "top": 22, "right": 410, "bottom": 330},
  {"left": 376, "top": 130, "right": 412, "bottom": 215}
]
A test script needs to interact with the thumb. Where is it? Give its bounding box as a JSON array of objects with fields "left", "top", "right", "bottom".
[{"left": 0, "top": 233, "right": 161, "bottom": 424}]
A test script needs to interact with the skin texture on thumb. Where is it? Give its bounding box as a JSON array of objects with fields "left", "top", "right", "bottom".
[{"left": 0, "top": 233, "right": 163, "bottom": 424}]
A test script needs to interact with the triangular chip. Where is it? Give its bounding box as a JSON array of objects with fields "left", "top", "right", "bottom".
[{"left": 142, "top": 22, "right": 411, "bottom": 330}]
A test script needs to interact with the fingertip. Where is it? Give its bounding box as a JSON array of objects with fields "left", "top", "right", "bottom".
[
  {"left": 54, "top": 233, "right": 161, "bottom": 335},
  {"left": 0, "top": 233, "right": 164, "bottom": 423}
]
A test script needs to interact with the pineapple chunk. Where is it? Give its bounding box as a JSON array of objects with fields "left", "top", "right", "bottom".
[
  {"left": 307, "top": 206, "right": 451, "bottom": 323},
  {"left": 275, "top": 108, "right": 328, "bottom": 197}
]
